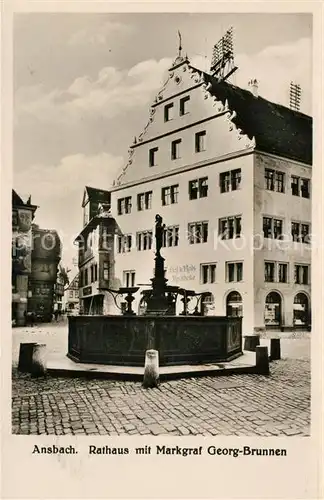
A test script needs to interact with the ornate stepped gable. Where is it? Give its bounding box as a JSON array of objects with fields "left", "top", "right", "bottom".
[{"left": 114, "top": 55, "right": 312, "bottom": 187}]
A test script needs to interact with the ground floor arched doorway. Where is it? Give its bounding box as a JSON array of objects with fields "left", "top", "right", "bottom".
[
  {"left": 265, "top": 291, "right": 282, "bottom": 327},
  {"left": 293, "top": 292, "right": 310, "bottom": 327},
  {"left": 226, "top": 291, "right": 243, "bottom": 317}
]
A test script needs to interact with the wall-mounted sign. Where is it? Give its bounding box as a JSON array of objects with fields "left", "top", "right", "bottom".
[
  {"left": 82, "top": 286, "right": 92, "bottom": 297},
  {"left": 166, "top": 264, "right": 197, "bottom": 284}
]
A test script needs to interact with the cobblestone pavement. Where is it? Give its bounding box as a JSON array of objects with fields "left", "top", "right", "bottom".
[{"left": 12, "top": 356, "right": 310, "bottom": 436}]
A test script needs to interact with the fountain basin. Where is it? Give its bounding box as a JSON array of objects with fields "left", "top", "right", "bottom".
[{"left": 68, "top": 315, "right": 242, "bottom": 367}]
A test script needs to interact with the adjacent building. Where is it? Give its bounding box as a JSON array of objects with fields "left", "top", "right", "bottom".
[
  {"left": 107, "top": 53, "right": 312, "bottom": 334},
  {"left": 12, "top": 190, "right": 38, "bottom": 325},
  {"left": 64, "top": 274, "right": 80, "bottom": 315},
  {"left": 76, "top": 186, "right": 120, "bottom": 315},
  {"left": 28, "top": 225, "right": 62, "bottom": 322},
  {"left": 53, "top": 271, "right": 65, "bottom": 313}
]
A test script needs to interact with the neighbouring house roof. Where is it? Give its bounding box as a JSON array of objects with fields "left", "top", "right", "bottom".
[
  {"left": 66, "top": 273, "right": 79, "bottom": 290},
  {"left": 83, "top": 186, "right": 111, "bottom": 205},
  {"left": 203, "top": 72, "right": 312, "bottom": 165},
  {"left": 74, "top": 214, "right": 122, "bottom": 243},
  {"left": 12, "top": 189, "right": 38, "bottom": 211}
]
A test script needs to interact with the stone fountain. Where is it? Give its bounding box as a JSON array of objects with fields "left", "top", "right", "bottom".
[{"left": 67, "top": 215, "right": 243, "bottom": 366}]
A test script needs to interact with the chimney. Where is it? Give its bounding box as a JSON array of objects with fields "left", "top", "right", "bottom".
[
  {"left": 248, "top": 78, "right": 258, "bottom": 98},
  {"left": 289, "top": 82, "right": 301, "bottom": 111}
]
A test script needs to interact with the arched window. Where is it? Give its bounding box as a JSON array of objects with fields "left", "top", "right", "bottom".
[
  {"left": 293, "top": 293, "right": 309, "bottom": 326},
  {"left": 265, "top": 292, "right": 282, "bottom": 326},
  {"left": 226, "top": 291, "right": 243, "bottom": 317}
]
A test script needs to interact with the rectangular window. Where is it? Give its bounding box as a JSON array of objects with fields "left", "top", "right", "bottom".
[
  {"left": 117, "top": 196, "right": 132, "bottom": 215},
  {"left": 295, "top": 265, "right": 309, "bottom": 285},
  {"left": 265, "top": 169, "right": 275, "bottom": 191},
  {"left": 220, "top": 171, "right": 230, "bottom": 193},
  {"left": 117, "top": 234, "right": 132, "bottom": 253},
  {"left": 69, "top": 290, "right": 74, "bottom": 298},
  {"left": 136, "top": 230, "right": 153, "bottom": 251},
  {"left": 84, "top": 268, "right": 88, "bottom": 286},
  {"left": 273, "top": 219, "right": 283, "bottom": 239},
  {"left": 301, "top": 224, "right": 310, "bottom": 244},
  {"left": 291, "top": 222, "right": 310, "bottom": 244},
  {"left": 180, "top": 95, "right": 190, "bottom": 116},
  {"left": 149, "top": 147, "right": 158, "bottom": 167},
  {"left": 195, "top": 131, "right": 206, "bottom": 153},
  {"left": 231, "top": 169, "right": 242, "bottom": 191},
  {"left": 90, "top": 265, "right": 94, "bottom": 283},
  {"left": 188, "top": 221, "right": 208, "bottom": 244},
  {"left": 94, "top": 264, "right": 98, "bottom": 282},
  {"left": 263, "top": 217, "right": 283, "bottom": 239},
  {"left": 219, "top": 216, "right": 242, "bottom": 239},
  {"left": 137, "top": 191, "right": 152, "bottom": 211},
  {"left": 75, "top": 290, "right": 79, "bottom": 298},
  {"left": 123, "top": 270, "right": 136, "bottom": 288},
  {"left": 220, "top": 168, "right": 242, "bottom": 193},
  {"left": 162, "top": 225, "right": 179, "bottom": 248},
  {"left": 276, "top": 172, "right": 285, "bottom": 193},
  {"left": 264, "top": 262, "right": 275, "bottom": 282},
  {"left": 278, "top": 263, "right": 288, "bottom": 283},
  {"left": 291, "top": 176, "right": 299, "bottom": 196},
  {"left": 200, "top": 263, "right": 216, "bottom": 284},
  {"left": 189, "top": 177, "right": 208, "bottom": 200},
  {"left": 171, "top": 139, "right": 181, "bottom": 160},
  {"left": 265, "top": 169, "right": 285, "bottom": 193},
  {"left": 164, "top": 103, "right": 174, "bottom": 122},
  {"left": 226, "top": 262, "right": 243, "bottom": 282},
  {"left": 291, "top": 222, "right": 300, "bottom": 242},
  {"left": 162, "top": 184, "right": 179, "bottom": 205},
  {"left": 301, "top": 178, "right": 310, "bottom": 199},
  {"left": 103, "top": 262, "right": 109, "bottom": 281}
]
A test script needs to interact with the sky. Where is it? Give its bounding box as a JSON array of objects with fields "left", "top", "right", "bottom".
[{"left": 13, "top": 12, "right": 312, "bottom": 271}]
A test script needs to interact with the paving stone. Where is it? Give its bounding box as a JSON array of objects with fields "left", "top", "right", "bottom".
[{"left": 11, "top": 325, "right": 310, "bottom": 438}]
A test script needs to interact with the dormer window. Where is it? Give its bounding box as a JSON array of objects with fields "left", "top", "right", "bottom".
[{"left": 164, "top": 103, "right": 174, "bottom": 122}]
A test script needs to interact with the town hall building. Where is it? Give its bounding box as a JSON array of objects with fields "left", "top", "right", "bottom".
[{"left": 77, "top": 48, "right": 312, "bottom": 335}]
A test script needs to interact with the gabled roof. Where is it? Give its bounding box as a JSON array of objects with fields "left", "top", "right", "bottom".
[
  {"left": 203, "top": 73, "right": 312, "bottom": 165},
  {"left": 83, "top": 186, "right": 111, "bottom": 206},
  {"left": 12, "top": 190, "right": 24, "bottom": 206},
  {"left": 66, "top": 273, "right": 79, "bottom": 290}
]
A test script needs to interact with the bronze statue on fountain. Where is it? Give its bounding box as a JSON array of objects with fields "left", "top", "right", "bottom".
[{"left": 145, "top": 214, "right": 179, "bottom": 315}]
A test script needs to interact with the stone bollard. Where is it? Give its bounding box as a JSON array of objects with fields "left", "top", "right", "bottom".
[
  {"left": 255, "top": 346, "right": 270, "bottom": 375},
  {"left": 244, "top": 335, "right": 260, "bottom": 352},
  {"left": 30, "top": 343, "right": 47, "bottom": 377},
  {"left": 143, "top": 350, "right": 159, "bottom": 388},
  {"left": 18, "top": 343, "right": 38, "bottom": 373},
  {"left": 270, "top": 338, "right": 281, "bottom": 361}
]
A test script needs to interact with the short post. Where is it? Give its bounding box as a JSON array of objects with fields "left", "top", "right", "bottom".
[
  {"left": 18, "top": 343, "right": 38, "bottom": 373},
  {"left": 270, "top": 338, "right": 281, "bottom": 361},
  {"left": 244, "top": 335, "right": 260, "bottom": 352},
  {"left": 143, "top": 349, "right": 159, "bottom": 388},
  {"left": 255, "top": 346, "right": 270, "bottom": 375},
  {"left": 30, "top": 343, "right": 47, "bottom": 377}
]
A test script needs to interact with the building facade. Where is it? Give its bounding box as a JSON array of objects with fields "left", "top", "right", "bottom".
[
  {"left": 12, "top": 190, "right": 38, "bottom": 325},
  {"left": 76, "top": 186, "right": 120, "bottom": 315},
  {"left": 106, "top": 54, "right": 311, "bottom": 334},
  {"left": 28, "top": 225, "right": 62, "bottom": 322},
  {"left": 64, "top": 274, "right": 80, "bottom": 315},
  {"left": 53, "top": 272, "right": 65, "bottom": 313}
]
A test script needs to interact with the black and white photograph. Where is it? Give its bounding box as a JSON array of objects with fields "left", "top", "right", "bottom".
[
  {"left": 11, "top": 11, "right": 313, "bottom": 438},
  {"left": 3, "top": 5, "right": 323, "bottom": 498}
]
